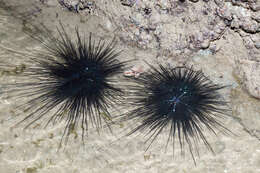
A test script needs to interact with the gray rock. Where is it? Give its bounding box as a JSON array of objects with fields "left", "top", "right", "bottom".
[
  {"left": 250, "top": 1, "right": 260, "bottom": 11},
  {"left": 235, "top": 58, "right": 260, "bottom": 99},
  {"left": 200, "top": 39, "right": 210, "bottom": 49}
]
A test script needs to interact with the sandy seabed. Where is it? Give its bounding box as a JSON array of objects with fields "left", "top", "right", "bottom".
[{"left": 0, "top": 0, "right": 260, "bottom": 173}]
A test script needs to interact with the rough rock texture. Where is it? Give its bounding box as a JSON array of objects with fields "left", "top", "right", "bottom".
[
  {"left": 235, "top": 58, "right": 260, "bottom": 99},
  {"left": 43, "top": 0, "right": 260, "bottom": 98},
  {"left": 0, "top": 0, "right": 259, "bottom": 173}
]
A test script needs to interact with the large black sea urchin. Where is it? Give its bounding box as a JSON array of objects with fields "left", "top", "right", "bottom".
[
  {"left": 122, "top": 63, "right": 232, "bottom": 162},
  {"left": 4, "top": 24, "right": 126, "bottom": 144}
]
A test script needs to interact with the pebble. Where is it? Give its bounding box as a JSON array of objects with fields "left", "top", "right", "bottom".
[
  {"left": 254, "top": 42, "right": 260, "bottom": 49},
  {"left": 250, "top": 1, "right": 260, "bottom": 12},
  {"left": 241, "top": 20, "right": 260, "bottom": 33},
  {"left": 189, "top": 0, "right": 199, "bottom": 2},
  {"left": 200, "top": 39, "right": 210, "bottom": 49},
  {"left": 252, "top": 13, "right": 260, "bottom": 23}
]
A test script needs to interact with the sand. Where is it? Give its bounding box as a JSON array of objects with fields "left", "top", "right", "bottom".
[{"left": 0, "top": 0, "right": 259, "bottom": 172}]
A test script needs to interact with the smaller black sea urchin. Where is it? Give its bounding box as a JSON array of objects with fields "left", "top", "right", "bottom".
[
  {"left": 121, "top": 63, "right": 232, "bottom": 163},
  {"left": 3, "top": 24, "right": 126, "bottom": 144}
]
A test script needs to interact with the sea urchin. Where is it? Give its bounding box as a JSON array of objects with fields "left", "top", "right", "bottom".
[
  {"left": 122, "top": 63, "right": 232, "bottom": 162},
  {"left": 4, "top": 24, "right": 126, "bottom": 144}
]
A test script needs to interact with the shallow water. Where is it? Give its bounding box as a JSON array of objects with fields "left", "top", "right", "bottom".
[{"left": 0, "top": 1, "right": 260, "bottom": 173}]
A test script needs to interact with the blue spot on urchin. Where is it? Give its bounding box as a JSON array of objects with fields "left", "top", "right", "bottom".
[
  {"left": 167, "top": 91, "right": 187, "bottom": 112},
  {"left": 122, "top": 63, "right": 233, "bottom": 164},
  {"left": 4, "top": 23, "right": 127, "bottom": 145}
]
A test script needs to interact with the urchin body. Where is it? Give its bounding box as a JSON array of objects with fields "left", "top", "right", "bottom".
[
  {"left": 5, "top": 25, "right": 126, "bottom": 144},
  {"left": 123, "top": 64, "right": 231, "bottom": 162}
]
